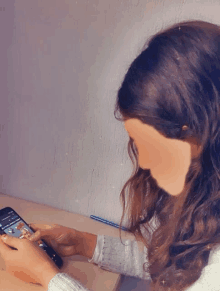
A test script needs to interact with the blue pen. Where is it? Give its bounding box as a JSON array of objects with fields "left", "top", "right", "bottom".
[{"left": 90, "top": 215, "right": 129, "bottom": 232}]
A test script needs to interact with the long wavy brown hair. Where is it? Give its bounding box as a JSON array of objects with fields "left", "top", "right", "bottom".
[{"left": 114, "top": 20, "right": 220, "bottom": 291}]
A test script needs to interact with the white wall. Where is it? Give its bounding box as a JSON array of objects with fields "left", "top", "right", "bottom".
[{"left": 0, "top": 0, "right": 220, "bottom": 226}]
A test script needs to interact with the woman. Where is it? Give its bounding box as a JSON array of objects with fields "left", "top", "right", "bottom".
[
  {"left": 115, "top": 19, "right": 220, "bottom": 290},
  {"left": 1, "top": 19, "right": 220, "bottom": 291}
]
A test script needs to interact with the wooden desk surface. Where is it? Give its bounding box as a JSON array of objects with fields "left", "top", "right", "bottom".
[{"left": 0, "top": 193, "right": 143, "bottom": 291}]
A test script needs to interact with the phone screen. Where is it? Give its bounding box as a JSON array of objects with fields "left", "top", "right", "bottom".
[{"left": 0, "top": 207, "right": 63, "bottom": 269}]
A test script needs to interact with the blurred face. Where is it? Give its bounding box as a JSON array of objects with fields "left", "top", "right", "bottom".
[{"left": 124, "top": 118, "right": 192, "bottom": 196}]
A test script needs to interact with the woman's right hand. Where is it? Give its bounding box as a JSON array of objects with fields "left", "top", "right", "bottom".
[{"left": 28, "top": 223, "right": 84, "bottom": 257}]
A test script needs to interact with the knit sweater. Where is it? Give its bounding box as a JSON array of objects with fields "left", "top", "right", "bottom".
[{"left": 48, "top": 217, "right": 220, "bottom": 291}]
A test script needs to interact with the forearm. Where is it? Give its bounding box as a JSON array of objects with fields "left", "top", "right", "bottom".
[
  {"left": 37, "top": 231, "right": 97, "bottom": 287},
  {"left": 38, "top": 230, "right": 97, "bottom": 288},
  {"left": 41, "top": 231, "right": 97, "bottom": 288},
  {"left": 78, "top": 231, "right": 97, "bottom": 259},
  {"left": 35, "top": 263, "right": 59, "bottom": 289}
]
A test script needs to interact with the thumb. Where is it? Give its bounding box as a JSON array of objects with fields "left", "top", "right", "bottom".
[
  {"left": 29, "top": 230, "right": 41, "bottom": 241},
  {"left": 0, "top": 234, "right": 15, "bottom": 253},
  {"left": 1, "top": 234, "right": 9, "bottom": 242},
  {"left": 0, "top": 234, "right": 9, "bottom": 244},
  {"left": 0, "top": 235, "right": 10, "bottom": 258},
  {"left": 1, "top": 234, "right": 20, "bottom": 248}
]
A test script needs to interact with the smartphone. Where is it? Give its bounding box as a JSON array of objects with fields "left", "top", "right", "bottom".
[{"left": 0, "top": 207, "right": 63, "bottom": 269}]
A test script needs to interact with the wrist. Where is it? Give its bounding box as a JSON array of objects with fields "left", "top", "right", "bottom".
[
  {"left": 78, "top": 231, "right": 97, "bottom": 259},
  {"left": 39, "top": 265, "right": 59, "bottom": 288}
]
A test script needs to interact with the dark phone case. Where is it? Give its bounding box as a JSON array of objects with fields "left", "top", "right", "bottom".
[{"left": 0, "top": 206, "right": 63, "bottom": 269}]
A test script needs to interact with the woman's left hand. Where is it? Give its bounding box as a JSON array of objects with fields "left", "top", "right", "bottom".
[{"left": 0, "top": 233, "right": 60, "bottom": 287}]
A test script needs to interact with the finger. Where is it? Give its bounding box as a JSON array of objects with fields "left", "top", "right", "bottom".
[
  {"left": 58, "top": 245, "right": 76, "bottom": 256},
  {"left": 28, "top": 223, "right": 36, "bottom": 229},
  {"left": 29, "top": 223, "right": 54, "bottom": 235},
  {"left": 0, "top": 234, "right": 21, "bottom": 249},
  {"left": 0, "top": 235, "right": 13, "bottom": 253},
  {"left": 29, "top": 230, "right": 41, "bottom": 241},
  {"left": 28, "top": 224, "right": 42, "bottom": 234},
  {"left": 29, "top": 229, "right": 53, "bottom": 242},
  {"left": 29, "top": 223, "right": 54, "bottom": 230}
]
